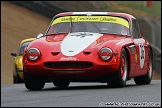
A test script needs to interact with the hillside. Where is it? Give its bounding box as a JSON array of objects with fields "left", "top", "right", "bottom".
[
  {"left": 1, "top": 1, "right": 161, "bottom": 84},
  {"left": 1, "top": 1, "right": 51, "bottom": 84}
]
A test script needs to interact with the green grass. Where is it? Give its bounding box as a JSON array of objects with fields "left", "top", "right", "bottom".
[{"left": 102, "top": 1, "right": 161, "bottom": 20}]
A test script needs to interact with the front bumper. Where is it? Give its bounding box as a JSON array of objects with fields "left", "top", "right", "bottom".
[
  {"left": 24, "top": 62, "right": 119, "bottom": 79},
  {"left": 17, "top": 68, "right": 23, "bottom": 79}
]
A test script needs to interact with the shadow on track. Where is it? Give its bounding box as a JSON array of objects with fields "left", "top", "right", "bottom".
[{"left": 25, "top": 82, "right": 138, "bottom": 91}]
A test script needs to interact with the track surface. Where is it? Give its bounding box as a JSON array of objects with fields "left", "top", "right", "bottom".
[{"left": 1, "top": 80, "right": 161, "bottom": 107}]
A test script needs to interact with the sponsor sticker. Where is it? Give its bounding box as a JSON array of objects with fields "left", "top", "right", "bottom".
[
  {"left": 135, "top": 54, "right": 138, "bottom": 63},
  {"left": 59, "top": 57, "right": 78, "bottom": 61},
  {"left": 116, "top": 40, "right": 125, "bottom": 45},
  {"left": 139, "top": 44, "right": 145, "bottom": 68},
  {"left": 52, "top": 16, "right": 129, "bottom": 28}
]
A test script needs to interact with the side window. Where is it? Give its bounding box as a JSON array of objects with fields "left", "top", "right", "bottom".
[
  {"left": 135, "top": 20, "right": 141, "bottom": 38},
  {"left": 132, "top": 20, "right": 140, "bottom": 38}
]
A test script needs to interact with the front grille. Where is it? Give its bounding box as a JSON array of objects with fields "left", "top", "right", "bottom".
[{"left": 44, "top": 62, "right": 93, "bottom": 69}]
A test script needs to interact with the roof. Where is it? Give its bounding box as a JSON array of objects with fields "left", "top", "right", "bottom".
[
  {"left": 54, "top": 12, "right": 136, "bottom": 21},
  {"left": 20, "top": 38, "right": 36, "bottom": 45}
]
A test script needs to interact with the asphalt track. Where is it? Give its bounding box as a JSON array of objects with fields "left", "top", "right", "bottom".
[{"left": 1, "top": 80, "right": 161, "bottom": 107}]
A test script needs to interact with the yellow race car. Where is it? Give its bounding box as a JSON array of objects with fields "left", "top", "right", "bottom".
[{"left": 11, "top": 38, "right": 35, "bottom": 83}]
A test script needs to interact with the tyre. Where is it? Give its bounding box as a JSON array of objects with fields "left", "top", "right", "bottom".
[
  {"left": 53, "top": 79, "right": 70, "bottom": 88},
  {"left": 13, "top": 65, "right": 24, "bottom": 84},
  {"left": 134, "top": 48, "right": 153, "bottom": 85},
  {"left": 13, "top": 73, "right": 24, "bottom": 84},
  {"left": 107, "top": 48, "right": 128, "bottom": 87},
  {"left": 23, "top": 71, "right": 45, "bottom": 90}
]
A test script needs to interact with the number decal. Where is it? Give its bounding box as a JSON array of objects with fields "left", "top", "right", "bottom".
[{"left": 139, "top": 44, "right": 145, "bottom": 68}]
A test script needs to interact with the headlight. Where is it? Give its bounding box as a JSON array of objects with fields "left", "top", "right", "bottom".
[
  {"left": 26, "top": 48, "right": 40, "bottom": 61},
  {"left": 98, "top": 47, "right": 113, "bottom": 61}
]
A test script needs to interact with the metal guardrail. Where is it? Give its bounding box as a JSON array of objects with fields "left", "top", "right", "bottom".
[
  {"left": 138, "top": 17, "right": 161, "bottom": 73},
  {"left": 8, "top": 1, "right": 68, "bottom": 19},
  {"left": 150, "top": 43, "right": 161, "bottom": 55}
]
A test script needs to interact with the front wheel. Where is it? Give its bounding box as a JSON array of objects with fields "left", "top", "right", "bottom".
[
  {"left": 134, "top": 48, "right": 153, "bottom": 85},
  {"left": 23, "top": 71, "right": 45, "bottom": 90},
  {"left": 13, "top": 73, "right": 24, "bottom": 84},
  {"left": 53, "top": 79, "right": 70, "bottom": 88},
  {"left": 107, "top": 48, "right": 128, "bottom": 87}
]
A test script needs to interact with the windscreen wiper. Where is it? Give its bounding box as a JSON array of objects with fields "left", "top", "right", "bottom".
[
  {"left": 45, "top": 32, "right": 67, "bottom": 36},
  {"left": 69, "top": 16, "right": 73, "bottom": 33}
]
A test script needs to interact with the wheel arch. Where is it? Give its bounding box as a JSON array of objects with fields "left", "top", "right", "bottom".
[
  {"left": 148, "top": 46, "right": 153, "bottom": 60},
  {"left": 13, "top": 64, "right": 17, "bottom": 76},
  {"left": 122, "top": 46, "right": 131, "bottom": 79}
]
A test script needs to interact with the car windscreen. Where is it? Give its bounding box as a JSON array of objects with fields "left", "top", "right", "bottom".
[
  {"left": 46, "top": 16, "right": 130, "bottom": 36},
  {"left": 18, "top": 41, "right": 31, "bottom": 56}
]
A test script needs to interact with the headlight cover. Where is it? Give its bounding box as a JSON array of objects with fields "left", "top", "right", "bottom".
[
  {"left": 26, "top": 48, "right": 40, "bottom": 61},
  {"left": 98, "top": 47, "right": 113, "bottom": 61}
]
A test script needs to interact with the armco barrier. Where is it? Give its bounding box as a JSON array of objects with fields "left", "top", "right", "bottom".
[
  {"left": 9, "top": 1, "right": 68, "bottom": 19},
  {"left": 9, "top": 1, "right": 161, "bottom": 73},
  {"left": 138, "top": 17, "right": 161, "bottom": 73}
]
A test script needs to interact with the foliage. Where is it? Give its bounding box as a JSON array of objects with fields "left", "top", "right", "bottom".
[{"left": 101, "top": 1, "right": 161, "bottom": 20}]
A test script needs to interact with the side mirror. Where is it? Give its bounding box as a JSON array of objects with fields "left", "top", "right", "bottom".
[
  {"left": 36, "top": 33, "right": 43, "bottom": 39},
  {"left": 11, "top": 52, "right": 17, "bottom": 58}
]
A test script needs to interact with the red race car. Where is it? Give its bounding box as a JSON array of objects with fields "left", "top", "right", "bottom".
[{"left": 23, "top": 12, "right": 153, "bottom": 90}]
